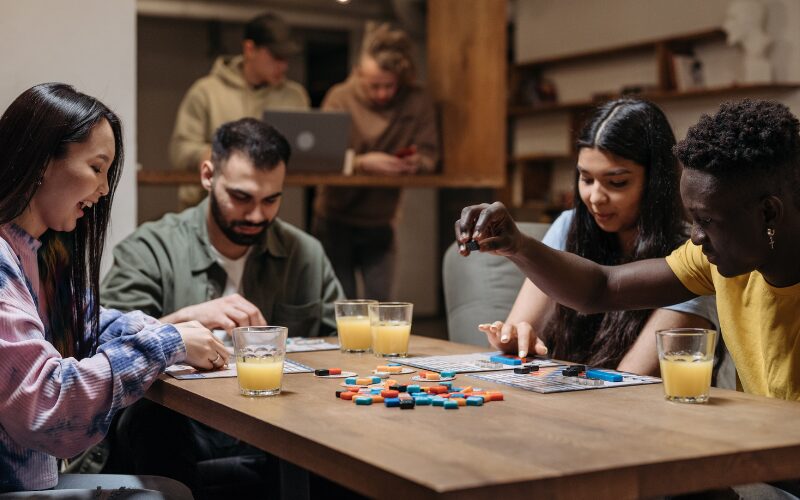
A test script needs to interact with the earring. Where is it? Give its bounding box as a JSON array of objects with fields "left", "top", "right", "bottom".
[{"left": 767, "top": 228, "right": 775, "bottom": 250}]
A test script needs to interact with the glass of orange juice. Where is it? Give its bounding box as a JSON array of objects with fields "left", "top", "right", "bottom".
[
  {"left": 335, "top": 300, "right": 377, "bottom": 353},
  {"left": 369, "top": 302, "right": 413, "bottom": 357},
  {"left": 233, "top": 326, "right": 288, "bottom": 397},
  {"left": 656, "top": 328, "right": 717, "bottom": 403}
]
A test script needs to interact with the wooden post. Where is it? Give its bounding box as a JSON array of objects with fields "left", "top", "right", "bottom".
[{"left": 427, "top": 0, "right": 507, "bottom": 187}]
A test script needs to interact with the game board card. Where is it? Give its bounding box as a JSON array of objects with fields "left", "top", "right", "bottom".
[
  {"left": 388, "top": 352, "right": 561, "bottom": 373},
  {"left": 468, "top": 366, "right": 661, "bottom": 393}
]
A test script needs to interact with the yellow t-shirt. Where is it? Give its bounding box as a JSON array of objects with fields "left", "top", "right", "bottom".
[{"left": 666, "top": 240, "right": 800, "bottom": 401}]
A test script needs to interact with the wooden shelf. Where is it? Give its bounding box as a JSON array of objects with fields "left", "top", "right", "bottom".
[
  {"left": 136, "top": 169, "right": 505, "bottom": 189},
  {"left": 515, "top": 28, "right": 725, "bottom": 69},
  {"left": 508, "top": 83, "right": 800, "bottom": 117},
  {"left": 509, "top": 153, "right": 572, "bottom": 163}
]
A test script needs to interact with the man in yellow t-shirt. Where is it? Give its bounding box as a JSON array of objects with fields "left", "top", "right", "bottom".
[
  {"left": 666, "top": 238, "right": 800, "bottom": 399},
  {"left": 455, "top": 99, "right": 800, "bottom": 404}
]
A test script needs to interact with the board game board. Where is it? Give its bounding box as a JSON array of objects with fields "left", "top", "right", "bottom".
[
  {"left": 286, "top": 337, "right": 340, "bottom": 352},
  {"left": 166, "top": 358, "right": 313, "bottom": 380},
  {"left": 389, "top": 352, "right": 561, "bottom": 373},
  {"left": 214, "top": 331, "right": 339, "bottom": 353},
  {"left": 468, "top": 366, "right": 661, "bottom": 393}
]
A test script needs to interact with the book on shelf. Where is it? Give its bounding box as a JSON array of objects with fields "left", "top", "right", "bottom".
[{"left": 670, "top": 53, "right": 704, "bottom": 91}]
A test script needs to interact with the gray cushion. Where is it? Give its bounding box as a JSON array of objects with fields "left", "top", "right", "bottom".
[{"left": 443, "top": 222, "right": 550, "bottom": 346}]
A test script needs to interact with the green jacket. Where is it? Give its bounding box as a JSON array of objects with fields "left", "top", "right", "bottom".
[{"left": 101, "top": 200, "right": 344, "bottom": 337}]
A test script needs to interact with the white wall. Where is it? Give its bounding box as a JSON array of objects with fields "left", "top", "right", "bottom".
[
  {"left": 515, "top": 0, "right": 729, "bottom": 64},
  {"left": 0, "top": 0, "right": 137, "bottom": 277}
]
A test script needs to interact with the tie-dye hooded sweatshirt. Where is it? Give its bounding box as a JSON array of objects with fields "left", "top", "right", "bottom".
[{"left": 0, "top": 224, "right": 186, "bottom": 492}]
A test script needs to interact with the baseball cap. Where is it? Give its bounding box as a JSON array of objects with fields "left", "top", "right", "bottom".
[{"left": 244, "top": 13, "right": 301, "bottom": 59}]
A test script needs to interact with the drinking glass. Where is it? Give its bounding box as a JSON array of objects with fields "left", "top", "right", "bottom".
[
  {"left": 369, "top": 302, "right": 413, "bottom": 357},
  {"left": 656, "top": 328, "right": 717, "bottom": 403},
  {"left": 233, "top": 326, "right": 288, "bottom": 396},
  {"left": 335, "top": 299, "right": 378, "bottom": 353}
]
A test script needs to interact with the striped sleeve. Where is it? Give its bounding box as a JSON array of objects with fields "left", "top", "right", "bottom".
[{"left": 0, "top": 283, "right": 185, "bottom": 458}]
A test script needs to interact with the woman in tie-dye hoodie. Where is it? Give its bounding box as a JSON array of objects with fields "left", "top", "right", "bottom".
[{"left": 0, "top": 83, "right": 228, "bottom": 493}]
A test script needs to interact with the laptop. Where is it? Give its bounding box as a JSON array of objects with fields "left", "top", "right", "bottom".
[{"left": 263, "top": 109, "right": 351, "bottom": 173}]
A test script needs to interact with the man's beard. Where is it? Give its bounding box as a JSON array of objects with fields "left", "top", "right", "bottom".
[{"left": 209, "top": 190, "right": 270, "bottom": 246}]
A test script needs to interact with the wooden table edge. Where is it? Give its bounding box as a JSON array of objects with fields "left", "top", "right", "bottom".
[{"left": 146, "top": 377, "right": 800, "bottom": 499}]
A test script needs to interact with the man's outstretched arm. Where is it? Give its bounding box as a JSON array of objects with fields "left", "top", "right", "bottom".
[{"left": 456, "top": 202, "right": 696, "bottom": 314}]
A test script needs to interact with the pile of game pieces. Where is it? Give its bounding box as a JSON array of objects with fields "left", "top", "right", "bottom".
[{"left": 336, "top": 378, "right": 504, "bottom": 410}]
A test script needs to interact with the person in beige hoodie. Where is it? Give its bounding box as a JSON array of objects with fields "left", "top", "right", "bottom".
[{"left": 170, "top": 12, "right": 310, "bottom": 208}]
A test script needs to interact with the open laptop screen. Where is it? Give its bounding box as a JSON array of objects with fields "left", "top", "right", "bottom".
[{"left": 263, "top": 109, "right": 351, "bottom": 172}]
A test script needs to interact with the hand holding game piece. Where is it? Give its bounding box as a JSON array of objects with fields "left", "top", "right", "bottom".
[
  {"left": 455, "top": 201, "right": 526, "bottom": 257},
  {"left": 395, "top": 144, "right": 416, "bottom": 159},
  {"left": 355, "top": 151, "right": 413, "bottom": 175}
]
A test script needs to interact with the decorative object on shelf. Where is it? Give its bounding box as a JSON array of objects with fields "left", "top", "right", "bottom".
[
  {"left": 515, "top": 72, "right": 558, "bottom": 106},
  {"left": 669, "top": 53, "right": 704, "bottom": 91},
  {"left": 724, "top": 0, "right": 772, "bottom": 84}
]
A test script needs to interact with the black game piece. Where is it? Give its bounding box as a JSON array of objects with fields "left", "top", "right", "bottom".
[
  {"left": 399, "top": 399, "right": 415, "bottom": 409},
  {"left": 465, "top": 240, "right": 480, "bottom": 251},
  {"left": 315, "top": 369, "right": 330, "bottom": 376},
  {"left": 514, "top": 367, "right": 531, "bottom": 374}
]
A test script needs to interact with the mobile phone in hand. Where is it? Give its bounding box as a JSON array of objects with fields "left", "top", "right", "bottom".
[{"left": 395, "top": 145, "right": 416, "bottom": 159}]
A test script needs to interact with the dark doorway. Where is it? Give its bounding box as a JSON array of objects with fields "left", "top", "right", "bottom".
[
  {"left": 299, "top": 29, "right": 351, "bottom": 229},
  {"left": 302, "top": 30, "right": 350, "bottom": 108}
]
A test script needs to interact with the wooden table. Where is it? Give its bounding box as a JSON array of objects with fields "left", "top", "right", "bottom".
[{"left": 146, "top": 336, "right": 800, "bottom": 499}]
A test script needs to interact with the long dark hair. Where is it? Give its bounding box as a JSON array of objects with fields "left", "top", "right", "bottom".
[
  {"left": 542, "top": 98, "right": 684, "bottom": 368},
  {"left": 0, "top": 83, "right": 123, "bottom": 358}
]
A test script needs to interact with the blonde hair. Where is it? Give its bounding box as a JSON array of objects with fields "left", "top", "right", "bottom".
[{"left": 360, "top": 23, "right": 415, "bottom": 85}]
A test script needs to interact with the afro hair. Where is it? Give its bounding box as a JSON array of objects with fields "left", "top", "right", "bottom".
[{"left": 675, "top": 99, "right": 800, "bottom": 179}]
